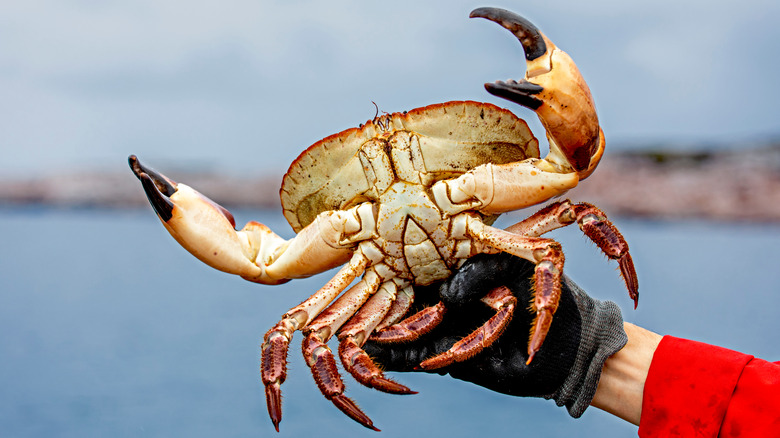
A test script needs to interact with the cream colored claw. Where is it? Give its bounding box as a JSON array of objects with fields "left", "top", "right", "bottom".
[
  {"left": 431, "top": 9, "right": 608, "bottom": 216},
  {"left": 431, "top": 160, "right": 579, "bottom": 216},
  {"left": 128, "top": 155, "right": 365, "bottom": 285},
  {"left": 470, "top": 7, "right": 605, "bottom": 180}
]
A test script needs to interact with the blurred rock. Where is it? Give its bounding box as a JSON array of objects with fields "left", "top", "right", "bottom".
[
  {"left": 568, "top": 143, "right": 780, "bottom": 222},
  {"left": 3, "top": 143, "right": 780, "bottom": 222},
  {"left": 0, "top": 170, "right": 284, "bottom": 209}
]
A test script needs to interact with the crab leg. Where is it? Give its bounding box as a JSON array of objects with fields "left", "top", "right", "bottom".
[
  {"left": 301, "top": 268, "right": 384, "bottom": 431},
  {"left": 337, "top": 281, "right": 416, "bottom": 395},
  {"left": 466, "top": 218, "right": 565, "bottom": 364},
  {"left": 373, "top": 285, "right": 415, "bottom": 331},
  {"left": 407, "top": 201, "right": 637, "bottom": 369},
  {"left": 261, "top": 249, "right": 369, "bottom": 432},
  {"left": 505, "top": 200, "right": 638, "bottom": 307},
  {"left": 420, "top": 286, "right": 516, "bottom": 370},
  {"left": 369, "top": 302, "right": 446, "bottom": 343}
]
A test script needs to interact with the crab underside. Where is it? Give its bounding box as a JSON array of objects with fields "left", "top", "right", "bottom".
[{"left": 129, "top": 7, "right": 638, "bottom": 432}]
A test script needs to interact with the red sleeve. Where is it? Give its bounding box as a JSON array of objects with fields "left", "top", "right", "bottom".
[{"left": 639, "top": 336, "right": 780, "bottom": 437}]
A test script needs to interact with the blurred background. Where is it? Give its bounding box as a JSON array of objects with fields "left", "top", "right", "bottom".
[{"left": 2, "top": 1, "right": 779, "bottom": 437}]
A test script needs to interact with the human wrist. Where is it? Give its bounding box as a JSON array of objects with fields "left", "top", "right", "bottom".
[{"left": 591, "top": 322, "right": 662, "bottom": 425}]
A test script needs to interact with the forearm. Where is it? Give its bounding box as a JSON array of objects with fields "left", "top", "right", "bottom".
[{"left": 590, "top": 322, "right": 661, "bottom": 425}]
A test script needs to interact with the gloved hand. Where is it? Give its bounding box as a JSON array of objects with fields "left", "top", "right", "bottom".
[{"left": 364, "top": 252, "right": 627, "bottom": 417}]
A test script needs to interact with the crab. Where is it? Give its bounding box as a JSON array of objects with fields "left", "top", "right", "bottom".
[{"left": 129, "top": 7, "right": 638, "bottom": 432}]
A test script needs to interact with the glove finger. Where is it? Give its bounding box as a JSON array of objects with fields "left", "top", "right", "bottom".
[
  {"left": 364, "top": 336, "right": 461, "bottom": 374},
  {"left": 447, "top": 347, "right": 533, "bottom": 394},
  {"left": 440, "top": 253, "right": 535, "bottom": 306}
]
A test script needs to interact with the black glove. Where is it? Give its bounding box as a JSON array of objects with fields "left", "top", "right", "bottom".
[{"left": 364, "top": 252, "right": 627, "bottom": 417}]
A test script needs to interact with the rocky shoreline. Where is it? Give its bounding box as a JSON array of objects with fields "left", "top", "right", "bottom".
[
  {"left": 3, "top": 144, "right": 780, "bottom": 222},
  {"left": 567, "top": 145, "right": 780, "bottom": 222}
]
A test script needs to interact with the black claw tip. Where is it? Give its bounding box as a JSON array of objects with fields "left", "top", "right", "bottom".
[
  {"left": 485, "top": 81, "right": 544, "bottom": 110},
  {"left": 128, "top": 155, "right": 177, "bottom": 196},
  {"left": 139, "top": 173, "right": 175, "bottom": 222},
  {"left": 129, "top": 155, "right": 179, "bottom": 222},
  {"left": 470, "top": 7, "right": 547, "bottom": 61}
]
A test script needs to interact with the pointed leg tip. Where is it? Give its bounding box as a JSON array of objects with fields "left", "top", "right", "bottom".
[
  {"left": 339, "top": 336, "right": 415, "bottom": 395},
  {"left": 616, "top": 254, "right": 640, "bottom": 309},
  {"left": 331, "top": 394, "right": 377, "bottom": 431},
  {"left": 374, "top": 377, "right": 416, "bottom": 395},
  {"left": 627, "top": 284, "right": 639, "bottom": 309},
  {"left": 418, "top": 358, "right": 442, "bottom": 371},
  {"left": 526, "top": 351, "right": 536, "bottom": 365},
  {"left": 628, "top": 286, "right": 639, "bottom": 309},
  {"left": 265, "top": 384, "right": 283, "bottom": 433},
  {"left": 419, "top": 353, "right": 452, "bottom": 370}
]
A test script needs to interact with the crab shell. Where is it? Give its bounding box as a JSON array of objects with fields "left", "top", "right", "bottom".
[{"left": 281, "top": 101, "right": 539, "bottom": 233}]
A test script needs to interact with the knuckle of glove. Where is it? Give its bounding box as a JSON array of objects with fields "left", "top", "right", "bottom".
[
  {"left": 442, "top": 254, "right": 515, "bottom": 304},
  {"left": 442, "top": 253, "right": 534, "bottom": 306}
]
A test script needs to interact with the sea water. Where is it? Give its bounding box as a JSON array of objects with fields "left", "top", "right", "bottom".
[{"left": 1, "top": 207, "right": 778, "bottom": 437}]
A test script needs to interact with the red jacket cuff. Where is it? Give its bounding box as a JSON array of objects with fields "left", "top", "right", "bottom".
[{"left": 638, "top": 336, "right": 752, "bottom": 437}]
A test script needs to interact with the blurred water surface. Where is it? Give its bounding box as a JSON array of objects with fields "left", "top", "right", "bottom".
[{"left": 1, "top": 207, "right": 778, "bottom": 437}]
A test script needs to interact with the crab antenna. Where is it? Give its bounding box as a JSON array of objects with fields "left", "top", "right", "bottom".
[{"left": 469, "top": 7, "right": 547, "bottom": 61}]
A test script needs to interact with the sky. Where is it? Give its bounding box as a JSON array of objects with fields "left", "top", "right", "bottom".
[{"left": 2, "top": 0, "right": 779, "bottom": 177}]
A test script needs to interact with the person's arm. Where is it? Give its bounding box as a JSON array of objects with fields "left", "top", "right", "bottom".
[
  {"left": 594, "top": 324, "right": 780, "bottom": 435},
  {"left": 591, "top": 322, "right": 661, "bottom": 425},
  {"left": 368, "top": 253, "right": 780, "bottom": 435},
  {"left": 638, "top": 335, "right": 780, "bottom": 436}
]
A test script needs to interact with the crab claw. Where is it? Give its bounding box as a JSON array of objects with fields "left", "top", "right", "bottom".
[
  {"left": 470, "top": 7, "right": 605, "bottom": 180},
  {"left": 128, "top": 155, "right": 289, "bottom": 284},
  {"left": 129, "top": 155, "right": 178, "bottom": 221}
]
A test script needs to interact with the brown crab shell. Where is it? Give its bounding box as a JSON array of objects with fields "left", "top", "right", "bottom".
[{"left": 280, "top": 100, "right": 539, "bottom": 233}]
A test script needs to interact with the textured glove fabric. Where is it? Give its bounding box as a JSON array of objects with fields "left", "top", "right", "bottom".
[
  {"left": 553, "top": 277, "right": 627, "bottom": 417},
  {"left": 364, "top": 253, "right": 627, "bottom": 418}
]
